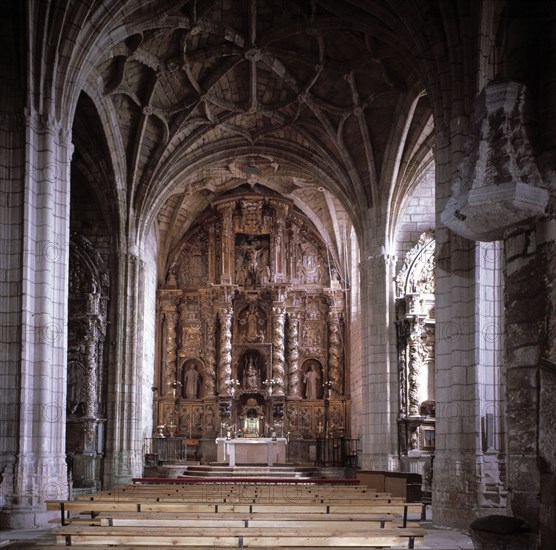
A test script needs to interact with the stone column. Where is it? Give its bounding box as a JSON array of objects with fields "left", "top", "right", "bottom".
[
  {"left": 287, "top": 312, "right": 302, "bottom": 399},
  {"left": 437, "top": 81, "right": 548, "bottom": 532},
  {"left": 272, "top": 305, "right": 286, "bottom": 396},
  {"left": 504, "top": 226, "right": 555, "bottom": 539},
  {"left": 1, "top": 113, "right": 72, "bottom": 528},
  {"left": 0, "top": 112, "right": 24, "bottom": 528},
  {"left": 359, "top": 252, "right": 399, "bottom": 471},
  {"left": 218, "top": 304, "right": 233, "bottom": 396},
  {"left": 103, "top": 252, "right": 146, "bottom": 488}
]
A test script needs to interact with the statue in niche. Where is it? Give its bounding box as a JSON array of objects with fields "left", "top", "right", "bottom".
[
  {"left": 247, "top": 305, "right": 258, "bottom": 339},
  {"left": 182, "top": 362, "right": 200, "bottom": 399},
  {"left": 240, "top": 305, "right": 265, "bottom": 343},
  {"left": 303, "top": 362, "right": 321, "bottom": 399},
  {"left": 243, "top": 354, "right": 261, "bottom": 390}
]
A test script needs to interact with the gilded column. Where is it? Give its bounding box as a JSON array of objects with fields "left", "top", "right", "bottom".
[
  {"left": 270, "top": 201, "right": 288, "bottom": 282},
  {"left": 163, "top": 305, "right": 178, "bottom": 395},
  {"left": 272, "top": 305, "right": 286, "bottom": 396},
  {"left": 208, "top": 225, "right": 216, "bottom": 283},
  {"left": 200, "top": 290, "right": 217, "bottom": 396},
  {"left": 217, "top": 204, "right": 234, "bottom": 284},
  {"left": 287, "top": 311, "right": 302, "bottom": 398},
  {"left": 289, "top": 224, "right": 300, "bottom": 280},
  {"left": 218, "top": 304, "right": 233, "bottom": 396},
  {"left": 328, "top": 311, "right": 343, "bottom": 397}
]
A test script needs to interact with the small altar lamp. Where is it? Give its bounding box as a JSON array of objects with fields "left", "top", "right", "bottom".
[{"left": 323, "top": 380, "right": 333, "bottom": 398}]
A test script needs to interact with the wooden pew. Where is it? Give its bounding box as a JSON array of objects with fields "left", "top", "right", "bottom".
[
  {"left": 47, "top": 499, "right": 424, "bottom": 526},
  {"left": 54, "top": 524, "right": 425, "bottom": 547},
  {"left": 47, "top": 480, "right": 425, "bottom": 548}
]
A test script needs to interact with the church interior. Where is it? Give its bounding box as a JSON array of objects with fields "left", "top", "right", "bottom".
[{"left": 0, "top": 1, "right": 555, "bottom": 549}]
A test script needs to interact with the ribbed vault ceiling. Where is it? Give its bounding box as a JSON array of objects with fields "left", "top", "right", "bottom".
[{"left": 78, "top": 0, "right": 432, "bottom": 275}]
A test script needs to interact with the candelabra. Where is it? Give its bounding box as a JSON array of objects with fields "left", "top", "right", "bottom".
[
  {"left": 323, "top": 380, "right": 333, "bottom": 398},
  {"left": 227, "top": 378, "right": 241, "bottom": 397},
  {"left": 171, "top": 380, "right": 182, "bottom": 399},
  {"left": 263, "top": 378, "right": 278, "bottom": 396}
]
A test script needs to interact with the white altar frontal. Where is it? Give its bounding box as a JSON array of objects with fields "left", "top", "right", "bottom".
[{"left": 216, "top": 437, "right": 287, "bottom": 467}]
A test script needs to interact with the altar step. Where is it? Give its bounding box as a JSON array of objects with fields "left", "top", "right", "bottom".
[{"left": 182, "top": 464, "right": 322, "bottom": 479}]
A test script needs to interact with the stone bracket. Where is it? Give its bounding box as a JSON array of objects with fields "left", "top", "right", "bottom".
[
  {"left": 441, "top": 81, "right": 549, "bottom": 241},
  {"left": 442, "top": 181, "right": 549, "bottom": 241}
]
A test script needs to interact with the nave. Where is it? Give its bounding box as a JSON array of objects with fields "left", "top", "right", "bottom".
[{"left": 2, "top": 473, "right": 473, "bottom": 550}]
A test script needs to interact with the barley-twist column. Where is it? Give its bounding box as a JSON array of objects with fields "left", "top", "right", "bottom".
[
  {"left": 328, "top": 311, "right": 342, "bottom": 397},
  {"left": 218, "top": 305, "right": 233, "bottom": 396},
  {"left": 204, "top": 317, "right": 217, "bottom": 396},
  {"left": 287, "top": 312, "right": 302, "bottom": 398},
  {"left": 272, "top": 305, "right": 286, "bottom": 396},
  {"left": 200, "top": 290, "right": 216, "bottom": 395},
  {"left": 84, "top": 333, "right": 98, "bottom": 417},
  {"left": 163, "top": 306, "right": 178, "bottom": 395}
]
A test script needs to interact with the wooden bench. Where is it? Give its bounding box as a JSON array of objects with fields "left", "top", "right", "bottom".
[
  {"left": 47, "top": 480, "right": 425, "bottom": 548},
  {"left": 54, "top": 525, "right": 424, "bottom": 547},
  {"left": 47, "top": 499, "right": 424, "bottom": 526}
]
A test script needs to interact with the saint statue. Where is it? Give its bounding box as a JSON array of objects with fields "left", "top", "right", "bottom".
[
  {"left": 247, "top": 305, "right": 258, "bottom": 339},
  {"left": 182, "top": 363, "right": 200, "bottom": 399},
  {"left": 303, "top": 364, "right": 320, "bottom": 399}
]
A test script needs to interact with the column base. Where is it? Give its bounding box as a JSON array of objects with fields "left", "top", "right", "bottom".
[{"left": 0, "top": 506, "right": 58, "bottom": 529}]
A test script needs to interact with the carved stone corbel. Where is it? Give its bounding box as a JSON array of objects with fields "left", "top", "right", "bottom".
[{"left": 442, "top": 81, "right": 548, "bottom": 241}]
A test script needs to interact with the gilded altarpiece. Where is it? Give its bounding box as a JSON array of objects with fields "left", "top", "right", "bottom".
[
  {"left": 396, "top": 233, "right": 436, "bottom": 481},
  {"left": 155, "top": 193, "right": 349, "bottom": 463}
]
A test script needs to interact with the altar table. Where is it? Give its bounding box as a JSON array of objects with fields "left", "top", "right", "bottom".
[{"left": 216, "top": 437, "right": 287, "bottom": 467}]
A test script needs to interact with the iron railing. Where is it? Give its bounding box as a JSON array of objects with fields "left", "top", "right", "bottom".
[
  {"left": 315, "top": 437, "right": 360, "bottom": 468},
  {"left": 143, "top": 438, "right": 189, "bottom": 464}
]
